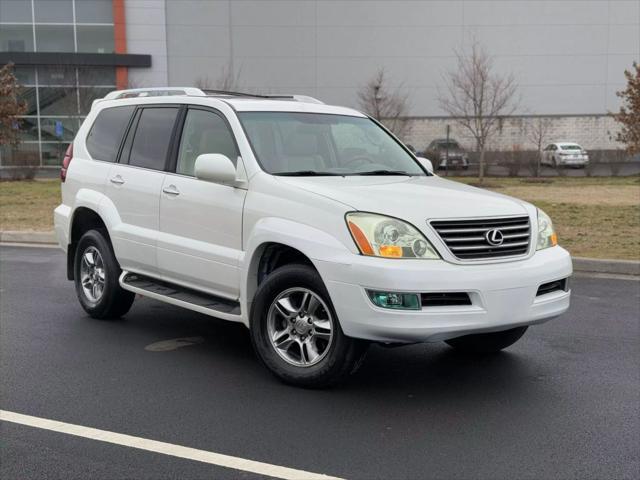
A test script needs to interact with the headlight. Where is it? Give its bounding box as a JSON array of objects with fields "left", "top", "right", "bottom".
[
  {"left": 536, "top": 208, "right": 558, "bottom": 250},
  {"left": 346, "top": 212, "right": 439, "bottom": 259}
]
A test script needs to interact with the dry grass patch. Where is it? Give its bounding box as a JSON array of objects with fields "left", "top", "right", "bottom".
[{"left": 0, "top": 179, "right": 60, "bottom": 231}]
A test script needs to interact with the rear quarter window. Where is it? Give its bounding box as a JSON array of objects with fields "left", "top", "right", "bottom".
[{"left": 86, "top": 106, "right": 135, "bottom": 162}]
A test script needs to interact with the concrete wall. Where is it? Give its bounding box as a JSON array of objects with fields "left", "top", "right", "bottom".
[
  {"left": 162, "top": 0, "right": 640, "bottom": 116},
  {"left": 402, "top": 115, "right": 622, "bottom": 152},
  {"left": 125, "top": 0, "right": 168, "bottom": 87}
]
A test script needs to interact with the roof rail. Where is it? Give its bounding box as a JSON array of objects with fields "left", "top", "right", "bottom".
[
  {"left": 102, "top": 87, "right": 207, "bottom": 100},
  {"left": 201, "top": 89, "right": 324, "bottom": 104},
  {"left": 101, "top": 87, "right": 324, "bottom": 104}
]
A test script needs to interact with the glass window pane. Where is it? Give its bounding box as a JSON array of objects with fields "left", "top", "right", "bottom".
[
  {"left": 38, "top": 87, "right": 78, "bottom": 115},
  {"left": 18, "top": 86, "right": 38, "bottom": 115},
  {"left": 14, "top": 66, "right": 35, "bottom": 86},
  {"left": 0, "top": 0, "right": 33, "bottom": 22},
  {"left": 128, "top": 108, "right": 179, "bottom": 170},
  {"left": 35, "top": 25, "right": 74, "bottom": 52},
  {"left": 86, "top": 106, "right": 135, "bottom": 162},
  {"left": 34, "top": 0, "right": 72, "bottom": 23},
  {"left": 76, "top": 25, "right": 114, "bottom": 53},
  {"left": 78, "top": 87, "right": 111, "bottom": 114},
  {"left": 41, "top": 142, "right": 67, "bottom": 166},
  {"left": 75, "top": 0, "right": 113, "bottom": 23},
  {"left": 40, "top": 117, "right": 79, "bottom": 142},
  {"left": 38, "top": 65, "right": 76, "bottom": 86},
  {"left": 0, "top": 25, "right": 34, "bottom": 52},
  {"left": 17, "top": 117, "right": 39, "bottom": 142},
  {"left": 0, "top": 142, "right": 40, "bottom": 167},
  {"left": 78, "top": 67, "right": 115, "bottom": 86},
  {"left": 177, "top": 109, "right": 239, "bottom": 176}
]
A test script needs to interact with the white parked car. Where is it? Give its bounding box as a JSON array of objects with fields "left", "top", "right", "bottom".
[
  {"left": 542, "top": 142, "right": 589, "bottom": 168},
  {"left": 54, "top": 88, "right": 572, "bottom": 387}
]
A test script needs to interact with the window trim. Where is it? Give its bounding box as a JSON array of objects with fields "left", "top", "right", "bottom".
[{"left": 168, "top": 105, "right": 240, "bottom": 177}]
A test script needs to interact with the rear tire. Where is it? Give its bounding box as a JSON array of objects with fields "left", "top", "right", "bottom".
[
  {"left": 445, "top": 326, "right": 528, "bottom": 353},
  {"left": 250, "top": 264, "right": 368, "bottom": 388},
  {"left": 74, "top": 229, "right": 135, "bottom": 319}
]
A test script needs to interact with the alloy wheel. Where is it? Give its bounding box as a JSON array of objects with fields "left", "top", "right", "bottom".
[{"left": 266, "top": 287, "right": 334, "bottom": 367}]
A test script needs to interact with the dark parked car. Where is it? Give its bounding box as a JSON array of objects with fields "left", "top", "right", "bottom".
[{"left": 424, "top": 139, "right": 469, "bottom": 169}]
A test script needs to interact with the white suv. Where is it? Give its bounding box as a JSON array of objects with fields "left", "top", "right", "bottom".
[{"left": 54, "top": 88, "right": 572, "bottom": 387}]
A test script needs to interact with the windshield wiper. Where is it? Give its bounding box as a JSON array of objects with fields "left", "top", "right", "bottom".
[
  {"left": 354, "top": 170, "right": 413, "bottom": 176},
  {"left": 273, "top": 170, "right": 343, "bottom": 176}
]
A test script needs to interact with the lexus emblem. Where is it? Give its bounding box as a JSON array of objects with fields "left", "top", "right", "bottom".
[{"left": 485, "top": 228, "right": 504, "bottom": 246}]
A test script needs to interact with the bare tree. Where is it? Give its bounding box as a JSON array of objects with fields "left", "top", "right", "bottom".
[
  {"left": 438, "top": 41, "right": 519, "bottom": 181},
  {"left": 0, "top": 63, "right": 27, "bottom": 147},
  {"left": 196, "top": 62, "right": 242, "bottom": 91},
  {"left": 526, "top": 117, "right": 553, "bottom": 177},
  {"left": 357, "top": 68, "right": 409, "bottom": 139},
  {"left": 614, "top": 61, "right": 639, "bottom": 154}
]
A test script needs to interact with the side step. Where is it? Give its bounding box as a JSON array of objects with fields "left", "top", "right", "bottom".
[{"left": 120, "top": 272, "right": 242, "bottom": 321}]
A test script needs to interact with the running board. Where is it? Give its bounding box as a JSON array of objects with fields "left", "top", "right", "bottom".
[{"left": 119, "top": 272, "right": 242, "bottom": 321}]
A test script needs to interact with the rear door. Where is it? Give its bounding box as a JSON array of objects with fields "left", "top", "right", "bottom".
[
  {"left": 157, "top": 106, "right": 246, "bottom": 299},
  {"left": 105, "top": 105, "right": 180, "bottom": 276}
]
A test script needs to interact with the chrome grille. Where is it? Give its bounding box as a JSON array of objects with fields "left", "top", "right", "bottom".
[{"left": 430, "top": 216, "right": 531, "bottom": 260}]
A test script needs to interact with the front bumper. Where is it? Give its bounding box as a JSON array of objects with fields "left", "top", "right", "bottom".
[{"left": 315, "top": 246, "right": 572, "bottom": 343}]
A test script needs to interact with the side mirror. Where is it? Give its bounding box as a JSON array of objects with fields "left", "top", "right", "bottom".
[
  {"left": 416, "top": 156, "right": 434, "bottom": 174},
  {"left": 194, "top": 153, "right": 237, "bottom": 184}
]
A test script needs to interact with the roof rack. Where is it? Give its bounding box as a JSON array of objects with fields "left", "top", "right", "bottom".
[
  {"left": 102, "top": 87, "right": 207, "bottom": 100},
  {"left": 101, "top": 87, "right": 323, "bottom": 104},
  {"left": 201, "top": 89, "right": 324, "bottom": 104}
]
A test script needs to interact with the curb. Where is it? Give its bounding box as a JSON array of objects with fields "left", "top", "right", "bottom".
[
  {"left": 1, "top": 231, "right": 638, "bottom": 276},
  {"left": 0, "top": 230, "right": 57, "bottom": 244},
  {"left": 571, "top": 257, "right": 640, "bottom": 277}
]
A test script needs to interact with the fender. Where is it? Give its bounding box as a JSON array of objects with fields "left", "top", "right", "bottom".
[{"left": 240, "top": 217, "right": 355, "bottom": 325}]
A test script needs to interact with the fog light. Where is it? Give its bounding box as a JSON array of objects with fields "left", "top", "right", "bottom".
[{"left": 367, "top": 291, "right": 421, "bottom": 310}]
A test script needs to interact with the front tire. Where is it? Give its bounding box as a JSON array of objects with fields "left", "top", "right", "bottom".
[
  {"left": 74, "top": 229, "right": 135, "bottom": 319},
  {"left": 250, "top": 264, "right": 368, "bottom": 388},
  {"left": 445, "top": 326, "right": 528, "bottom": 353}
]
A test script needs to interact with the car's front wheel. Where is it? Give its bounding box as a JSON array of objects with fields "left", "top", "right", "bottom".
[
  {"left": 74, "top": 229, "right": 135, "bottom": 319},
  {"left": 250, "top": 264, "right": 368, "bottom": 388},
  {"left": 445, "top": 326, "right": 528, "bottom": 353}
]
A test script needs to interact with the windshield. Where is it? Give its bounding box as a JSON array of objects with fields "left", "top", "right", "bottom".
[
  {"left": 560, "top": 145, "right": 582, "bottom": 150},
  {"left": 238, "top": 112, "right": 426, "bottom": 176}
]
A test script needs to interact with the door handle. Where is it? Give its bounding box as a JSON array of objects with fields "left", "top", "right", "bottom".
[
  {"left": 162, "top": 185, "right": 180, "bottom": 196},
  {"left": 110, "top": 175, "right": 125, "bottom": 185}
]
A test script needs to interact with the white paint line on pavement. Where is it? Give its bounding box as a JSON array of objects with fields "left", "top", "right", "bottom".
[{"left": 0, "top": 410, "right": 344, "bottom": 480}]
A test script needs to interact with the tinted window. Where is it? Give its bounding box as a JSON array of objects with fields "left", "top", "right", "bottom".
[
  {"left": 176, "top": 109, "right": 238, "bottom": 176},
  {"left": 86, "top": 106, "right": 135, "bottom": 162},
  {"left": 128, "top": 107, "right": 179, "bottom": 170}
]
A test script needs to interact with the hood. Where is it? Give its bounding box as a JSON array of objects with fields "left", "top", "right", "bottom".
[{"left": 275, "top": 175, "right": 530, "bottom": 227}]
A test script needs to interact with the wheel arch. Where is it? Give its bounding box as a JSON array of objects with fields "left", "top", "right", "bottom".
[
  {"left": 241, "top": 217, "right": 354, "bottom": 325},
  {"left": 67, "top": 206, "right": 110, "bottom": 280}
]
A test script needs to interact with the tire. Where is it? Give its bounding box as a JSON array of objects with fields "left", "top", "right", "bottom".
[
  {"left": 445, "top": 326, "right": 528, "bottom": 354},
  {"left": 74, "top": 229, "right": 135, "bottom": 319},
  {"left": 250, "top": 264, "right": 368, "bottom": 388}
]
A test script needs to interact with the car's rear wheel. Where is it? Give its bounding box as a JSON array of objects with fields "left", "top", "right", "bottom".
[
  {"left": 445, "top": 326, "right": 528, "bottom": 353},
  {"left": 74, "top": 229, "right": 135, "bottom": 319},
  {"left": 250, "top": 264, "right": 368, "bottom": 388}
]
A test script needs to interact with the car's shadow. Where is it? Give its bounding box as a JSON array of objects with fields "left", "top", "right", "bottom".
[{"left": 110, "top": 296, "right": 539, "bottom": 402}]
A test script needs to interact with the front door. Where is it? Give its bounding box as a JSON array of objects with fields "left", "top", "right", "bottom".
[{"left": 157, "top": 107, "right": 246, "bottom": 300}]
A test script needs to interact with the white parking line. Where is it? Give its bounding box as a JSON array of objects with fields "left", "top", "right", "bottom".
[{"left": 1, "top": 410, "right": 344, "bottom": 480}]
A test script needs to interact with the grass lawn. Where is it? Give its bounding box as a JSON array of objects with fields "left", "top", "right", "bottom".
[{"left": 1, "top": 176, "right": 638, "bottom": 260}]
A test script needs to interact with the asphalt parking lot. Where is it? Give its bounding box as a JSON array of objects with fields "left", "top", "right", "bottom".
[{"left": 1, "top": 245, "right": 638, "bottom": 479}]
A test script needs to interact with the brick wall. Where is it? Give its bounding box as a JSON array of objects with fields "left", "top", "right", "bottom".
[{"left": 401, "top": 115, "right": 623, "bottom": 152}]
